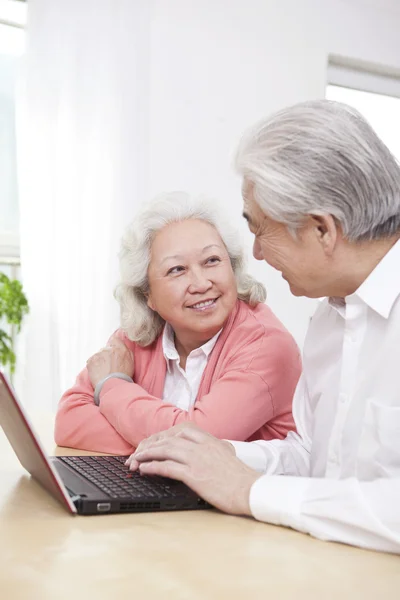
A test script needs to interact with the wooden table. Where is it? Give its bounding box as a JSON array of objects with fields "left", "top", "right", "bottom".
[{"left": 0, "top": 414, "right": 399, "bottom": 600}]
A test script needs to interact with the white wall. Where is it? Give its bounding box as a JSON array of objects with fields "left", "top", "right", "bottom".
[{"left": 144, "top": 0, "right": 400, "bottom": 348}]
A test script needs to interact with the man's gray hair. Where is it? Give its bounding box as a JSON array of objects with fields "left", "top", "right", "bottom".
[
  {"left": 115, "top": 192, "right": 266, "bottom": 346},
  {"left": 235, "top": 99, "right": 400, "bottom": 241}
]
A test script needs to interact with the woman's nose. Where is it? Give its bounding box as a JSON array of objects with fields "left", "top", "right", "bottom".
[
  {"left": 253, "top": 238, "right": 264, "bottom": 261},
  {"left": 188, "top": 270, "right": 212, "bottom": 293}
]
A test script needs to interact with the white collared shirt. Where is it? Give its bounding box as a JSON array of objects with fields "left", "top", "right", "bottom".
[
  {"left": 162, "top": 324, "right": 221, "bottom": 411},
  {"left": 231, "top": 239, "right": 400, "bottom": 553}
]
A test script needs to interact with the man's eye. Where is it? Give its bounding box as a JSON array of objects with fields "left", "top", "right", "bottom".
[{"left": 167, "top": 266, "right": 185, "bottom": 275}]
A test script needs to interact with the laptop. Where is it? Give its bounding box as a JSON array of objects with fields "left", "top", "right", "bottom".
[{"left": 0, "top": 372, "right": 211, "bottom": 515}]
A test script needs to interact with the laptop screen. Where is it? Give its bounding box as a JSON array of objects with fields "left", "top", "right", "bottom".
[{"left": 0, "top": 373, "right": 76, "bottom": 513}]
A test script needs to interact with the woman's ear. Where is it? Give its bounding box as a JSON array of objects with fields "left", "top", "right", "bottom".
[
  {"left": 146, "top": 293, "right": 155, "bottom": 311},
  {"left": 311, "top": 214, "right": 339, "bottom": 256}
]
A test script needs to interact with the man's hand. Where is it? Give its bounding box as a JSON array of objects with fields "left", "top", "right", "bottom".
[
  {"left": 86, "top": 335, "right": 134, "bottom": 388},
  {"left": 126, "top": 423, "right": 233, "bottom": 469},
  {"left": 125, "top": 425, "right": 261, "bottom": 516}
]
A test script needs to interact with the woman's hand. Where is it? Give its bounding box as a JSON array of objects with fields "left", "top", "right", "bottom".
[{"left": 86, "top": 335, "right": 134, "bottom": 388}]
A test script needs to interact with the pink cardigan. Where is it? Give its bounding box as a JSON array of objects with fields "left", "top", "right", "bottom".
[{"left": 55, "top": 300, "right": 301, "bottom": 454}]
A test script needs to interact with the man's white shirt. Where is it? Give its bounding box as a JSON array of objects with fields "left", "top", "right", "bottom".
[{"left": 230, "top": 239, "right": 400, "bottom": 553}]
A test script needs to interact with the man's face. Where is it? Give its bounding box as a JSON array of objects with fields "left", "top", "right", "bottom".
[{"left": 242, "top": 181, "right": 338, "bottom": 298}]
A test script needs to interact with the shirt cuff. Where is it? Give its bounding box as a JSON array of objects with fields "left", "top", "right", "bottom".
[
  {"left": 100, "top": 376, "right": 131, "bottom": 397},
  {"left": 249, "top": 475, "right": 309, "bottom": 532},
  {"left": 228, "top": 440, "right": 269, "bottom": 472}
]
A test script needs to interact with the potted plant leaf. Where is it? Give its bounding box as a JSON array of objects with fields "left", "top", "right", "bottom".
[{"left": 0, "top": 272, "right": 29, "bottom": 374}]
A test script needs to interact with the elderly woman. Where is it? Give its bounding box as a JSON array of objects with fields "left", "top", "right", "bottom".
[{"left": 55, "top": 192, "right": 301, "bottom": 454}]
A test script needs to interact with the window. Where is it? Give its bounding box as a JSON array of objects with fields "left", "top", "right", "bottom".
[
  {"left": 326, "top": 63, "right": 400, "bottom": 162},
  {"left": 1, "top": 1, "right": 26, "bottom": 379},
  {"left": 0, "top": 0, "right": 26, "bottom": 260}
]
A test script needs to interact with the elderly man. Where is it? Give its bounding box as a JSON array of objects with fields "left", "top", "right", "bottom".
[{"left": 125, "top": 99, "right": 400, "bottom": 554}]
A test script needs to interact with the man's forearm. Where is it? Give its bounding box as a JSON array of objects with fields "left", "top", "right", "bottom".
[
  {"left": 229, "top": 430, "right": 310, "bottom": 476},
  {"left": 249, "top": 475, "right": 400, "bottom": 554}
]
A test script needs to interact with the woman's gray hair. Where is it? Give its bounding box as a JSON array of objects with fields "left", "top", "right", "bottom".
[
  {"left": 235, "top": 99, "right": 400, "bottom": 241},
  {"left": 115, "top": 192, "right": 266, "bottom": 346}
]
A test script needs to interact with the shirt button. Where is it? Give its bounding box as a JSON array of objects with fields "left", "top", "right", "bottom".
[
  {"left": 346, "top": 332, "right": 357, "bottom": 343},
  {"left": 339, "top": 393, "right": 348, "bottom": 403}
]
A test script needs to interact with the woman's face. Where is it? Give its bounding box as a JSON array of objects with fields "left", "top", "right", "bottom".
[{"left": 147, "top": 219, "right": 238, "bottom": 347}]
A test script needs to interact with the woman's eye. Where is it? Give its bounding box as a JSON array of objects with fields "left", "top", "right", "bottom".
[
  {"left": 167, "top": 266, "right": 185, "bottom": 275},
  {"left": 206, "top": 256, "right": 221, "bottom": 265}
]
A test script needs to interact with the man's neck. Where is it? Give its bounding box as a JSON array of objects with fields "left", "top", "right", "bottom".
[{"left": 336, "top": 235, "right": 400, "bottom": 297}]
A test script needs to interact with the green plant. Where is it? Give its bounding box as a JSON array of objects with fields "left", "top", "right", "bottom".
[{"left": 0, "top": 273, "right": 29, "bottom": 374}]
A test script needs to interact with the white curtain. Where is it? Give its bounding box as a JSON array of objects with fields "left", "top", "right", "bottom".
[{"left": 16, "top": 0, "right": 151, "bottom": 411}]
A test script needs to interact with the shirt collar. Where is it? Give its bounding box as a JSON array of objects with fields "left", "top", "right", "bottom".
[
  {"left": 162, "top": 323, "right": 222, "bottom": 373},
  {"left": 352, "top": 238, "right": 400, "bottom": 318},
  {"left": 328, "top": 238, "right": 400, "bottom": 319},
  {"left": 327, "top": 295, "right": 346, "bottom": 317}
]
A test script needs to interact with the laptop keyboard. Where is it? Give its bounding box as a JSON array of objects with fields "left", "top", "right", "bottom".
[{"left": 58, "top": 455, "right": 185, "bottom": 500}]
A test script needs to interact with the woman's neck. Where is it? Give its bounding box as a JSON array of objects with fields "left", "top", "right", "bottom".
[{"left": 174, "top": 332, "right": 213, "bottom": 370}]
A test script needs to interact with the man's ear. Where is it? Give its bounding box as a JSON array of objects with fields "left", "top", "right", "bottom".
[{"left": 311, "top": 214, "right": 339, "bottom": 256}]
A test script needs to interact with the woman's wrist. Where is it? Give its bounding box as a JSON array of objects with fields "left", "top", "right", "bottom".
[{"left": 93, "top": 372, "right": 133, "bottom": 406}]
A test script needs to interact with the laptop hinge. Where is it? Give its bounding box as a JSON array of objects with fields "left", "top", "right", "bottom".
[{"left": 66, "top": 489, "right": 83, "bottom": 508}]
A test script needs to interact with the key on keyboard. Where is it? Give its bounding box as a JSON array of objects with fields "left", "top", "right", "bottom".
[{"left": 58, "top": 455, "right": 184, "bottom": 499}]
